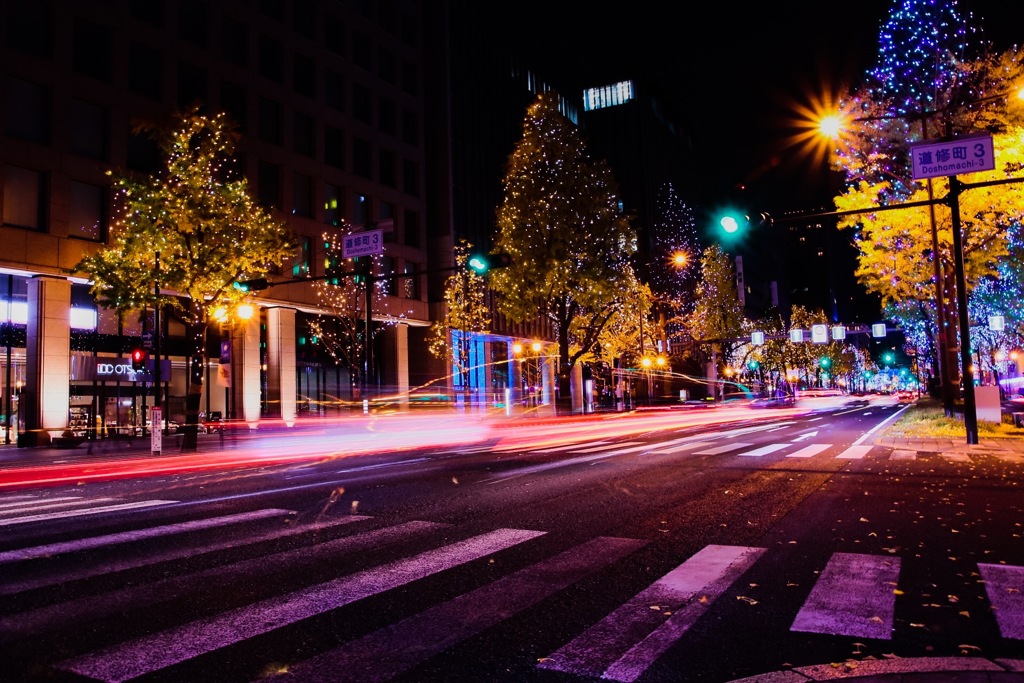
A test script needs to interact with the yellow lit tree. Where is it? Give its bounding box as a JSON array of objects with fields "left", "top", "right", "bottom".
[
  {"left": 490, "top": 89, "right": 636, "bottom": 413},
  {"left": 427, "top": 239, "right": 491, "bottom": 402},
  {"left": 75, "top": 107, "right": 295, "bottom": 449}
]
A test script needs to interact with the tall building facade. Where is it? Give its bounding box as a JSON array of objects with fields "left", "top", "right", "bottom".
[{"left": 1, "top": 0, "right": 436, "bottom": 444}]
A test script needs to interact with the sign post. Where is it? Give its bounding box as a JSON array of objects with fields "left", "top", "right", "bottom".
[{"left": 150, "top": 406, "right": 162, "bottom": 455}]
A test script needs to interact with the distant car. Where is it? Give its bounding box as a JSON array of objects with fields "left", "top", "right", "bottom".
[
  {"left": 750, "top": 395, "right": 796, "bottom": 408},
  {"left": 897, "top": 390, "right": 916, "bottom": 401}
]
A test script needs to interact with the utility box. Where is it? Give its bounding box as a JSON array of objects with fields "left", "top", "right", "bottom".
[{"left": 975, "top": 385, "right": 1002, "bottom": 423}]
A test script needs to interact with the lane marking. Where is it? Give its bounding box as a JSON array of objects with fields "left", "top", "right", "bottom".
[
  {"left": 978, "top": 563, "right": 1024, "bottom": 639},
  {"left": 0, "top": 500, "right": 177, "bottom": 527},
  {"left": 786, "top": 444, "right": 831, "bottom": 458},
  {"left": 0, "top": 508, "right": 293, "bottom": 565},
  {"left": 836, "top": 445, "right": 873, "bottom": 459},
  {"left": 569, "top": 441, "right": 646, "bottom": 454},
  {"left": 541, "top": 544, "right": 766, "bottom": 682},
  {"left": 0, "top": 515, "right": 374, "bottom": 597},
  {"left": 693, "top": 442, "right": 753, "bottom": 456},
  {"left": 58, "top": 527, "right": 546, "bottom": 682},
  {"left": 791, "top": 552, "right": 900, "bottom": 639},
  {"left": 738, "top": 444, "right": 789, "bottom": 457},
  {"left": 0, "top": 495, "right": 89, "bottom": 511},
  {"left": 649, "top": 441, "right": 712, "bottom": 455},
  {"left": 283, "top": 537, "right": 646, "bottom": 683}
]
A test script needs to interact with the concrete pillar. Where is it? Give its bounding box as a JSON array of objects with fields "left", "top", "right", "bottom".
[
  {"left": 266, "top": 307, "right": 297, "bottom": 426},
  {"left": 25, "top": 276, "right": 71, "bottom": 443},
  {"left": 381, "top": 323, "right": 410, "bottom": 410},
  {"left": 231, "top": 314, "right": 262, "bottom": 428}
]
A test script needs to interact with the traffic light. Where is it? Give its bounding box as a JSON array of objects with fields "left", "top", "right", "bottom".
[
  {"left": 747, "top": 359, "right": 760, "bottom": 371},
  {"left": 130, "top": 347, "right": 147, "bottom": 371},
  {"left": 819, "top": 356, "right": 832, "bottom": 369},
  {"left": 713, "top": 209, "right": 772, "bottom": 242},
  {"left": 467, "top": 253, "right": 513, "bottom": 274},
  {"left": 882, "top": 351, "right": 895, "bottom": 365},
  {"left": 233, "top": 278, "right": 269, "bottom": 292}
]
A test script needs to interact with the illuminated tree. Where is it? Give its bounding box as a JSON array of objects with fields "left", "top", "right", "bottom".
[
  {"left": 593, "top": 265, "right": 653, "bottom": 368},
  {"left": 427, "top": 239, "right": 491, "bottom": 400},
  {"left": 685, "top": 244, "right": 744, "bottom": 397},
  {"left": 490, "top": 89, "right": 636, "bottom": 413},
  {"left": 75, "top": 107, "right": 295, "bottom": 449},
  {"left": 828, "top": 0, "right": 1024, "bottom": 386}
]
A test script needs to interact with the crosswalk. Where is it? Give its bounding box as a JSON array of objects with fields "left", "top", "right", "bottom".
[
  {"left": 508, "top": 429, "right": 1004, "bottom": 463},
  {"left": 0, "top": 495, "right": 1021, "bottom": 682}
]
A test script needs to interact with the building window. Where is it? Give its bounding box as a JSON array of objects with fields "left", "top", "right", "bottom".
[
  {"left": 258, "top": 97, "right": 282, "bottom": 144},
  {"left": 292, "top": 171, "right": 313, "bottom": 218},
  {"left": 325, "top": 126, "right": 345, "bottom": 168},
  {"left": 324, "top": 14, "right": 345, "bottom": 56},
  {"left": 400, "top": 59, "right": 418, "bottom": 96},
  {"left": 403, "top": 209, "right": 420, "bottom": 247},
  {"left": 68, "top": 180, "right": 104, "bottom": 241},
  {"left": 177, "top": 62, "right": 207, "bottom": 108},
  {"left": 324, "top": 69, "right": 345, "bottom": 112},
  {"left": 352, "top": 192, "right": 367, "bottom": 226},
  {"left": 402, "top": 261, "right": 419, "bottom": 299},
  {"left": 178, "top": 0, "right": 208, "bottom": 46},
  {"left": 352, "top": 138, "right": 371, "bottom": 179},
  {"left": 259, "top": 0, "right": 284, "bottom": 21},
  {"left": 257, "top": 161, "right": 280, "bottom": 208},
  {"left": 352, "top": 83, "right": 371, "bottom": 124},
  {"left": 3, "top": 166, "right": 46, "bottom": 231},
  {"left": 129, "top": 0, "right": 163, "bottom": 26},
  {"left": 128, "top": 43, "right": 163, "bottom": 100},
  {"left": 352, "top": 31, "right": 371, "bottom": 70},
  {"left": 220, "top": 81, "right": 247, "bottom": 131},
  {"left": 324, "top": 183, "right": 343, "bottom": 226},
  {"left": 221, "top": 16, "right": 248, "bottom": 66},
  {"left": 258, "top": 35, "right": 284, "bottom": 83},
  {"left": 8, "top": 3, "right": 54, "bottom": 58},
  {"left": 293, "top": 52, "right": 315, "bottom": 98},
  {"left": 4, "top": 77, "right": 49, "bottom": 143},
  {"left": 402, "top": 158, "right": 419, "bottom": 196},
  {"left": 73, "top": 18, "right": 112, "bottom": 82},
  {"left": 379, "top": 149, "right": 396, "bottom": 188},
  {"left": 401, "top": 108, "right": 418, "bottom": 146},
  {"left": 70, "top": 99, "right": 107, "bottom": 160},
  {"left": 293, "top": 236, "right": 311, "bottom": 277},
  {"left": 379, "top": 98, "right": 396, "bottom": 136},
  {"left": 378, "top": 46, "right": 396, "bottom": 84},
  {"left": 292, "top": 0, "right": 316, "bottom": 39},
  {"left": 379, "top": 256, "right": 396, "bottom": 296},
  {"left": 583, "top": 80, "right": 635, "bottom": 111},
  {"left": 292, "top": 112, "right": 315, "bottom": 157}
]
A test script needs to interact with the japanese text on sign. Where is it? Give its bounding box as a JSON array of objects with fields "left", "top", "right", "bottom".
[
  {"left": 342, "top": 228, "right": 383, "bottom": 258},
  {"left": 911, "top": 134, "right": 995, "bottom": 180}
]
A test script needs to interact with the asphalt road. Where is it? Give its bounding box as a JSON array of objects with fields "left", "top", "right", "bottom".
[{"left": 1, "top": 396, "right": 1022, "bottom": 682}]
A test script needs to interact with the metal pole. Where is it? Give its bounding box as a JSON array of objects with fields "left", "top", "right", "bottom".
[
  {"left": 363, "top": 258, "right": 373, "bottom": 400},
  {"left": 947, "top": 177, "right": 978, "bottom": 444}
]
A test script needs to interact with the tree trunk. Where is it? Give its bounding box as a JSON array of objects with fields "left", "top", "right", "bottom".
[{"left": 181, "top": 322, "right": 208, "bottom": 452}]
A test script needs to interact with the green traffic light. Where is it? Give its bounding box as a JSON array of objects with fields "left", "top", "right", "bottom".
[
  {"left": 720, "top": 216, "right": 740, "bottom": 234},
  {"left": 468, "top": 256, "right": 488, "bottom": 273},
  {"left": 819, "top": 357, "right": 831, "bottom": 368}
]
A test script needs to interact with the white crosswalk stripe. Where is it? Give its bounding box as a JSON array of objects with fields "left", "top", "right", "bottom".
[
  {"left": 539, "top": 544, "right": 765, "bottom": 682},
  {"left": 791, "top": 552, "right": 901, "bottom": 639},
  {"left": 1, "top": 499, "right": 1019, "bottom": 681},
  {"left": 57, "top": 527, "right": 546, "bottom": 682},
  {"left": 0, "top": 498, "right": 177, "bottom": 527},
  {"left": 786, "top": 443, "right": 831, "bottom": 458}
]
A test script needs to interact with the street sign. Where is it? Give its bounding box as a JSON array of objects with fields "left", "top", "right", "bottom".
[
  {"left": 751, "top": 331, "right": 764, "bottom": 346},
  {"left": 831, "top": 325, "right": 846, "bottom": 340},
  {"left": 342, "top": 228, "right": 383, "bottom": 258},
  {"left": 811, "top": 324, "right": 827, "bottom": 343},
  {"left": 911, "top": 133, "right": 994, "bottom": 180}
]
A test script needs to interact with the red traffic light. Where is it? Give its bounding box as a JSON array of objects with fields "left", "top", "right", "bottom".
[{"left": 130, "top": 348, "right": 147, "bottom": 370}]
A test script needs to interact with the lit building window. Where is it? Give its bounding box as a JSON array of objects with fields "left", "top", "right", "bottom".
[{"left": 583, "top": 80, "right": 634, "bottom": 111}]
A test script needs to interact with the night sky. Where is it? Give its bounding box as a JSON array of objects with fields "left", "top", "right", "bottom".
[{"left": 508, "top": 0, "right": 1021, "bottom": 214}]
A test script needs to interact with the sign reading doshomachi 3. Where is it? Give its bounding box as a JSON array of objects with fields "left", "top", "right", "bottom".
[
  {"left": 911, "top": 133, "right": 995, "bottom": 180},
  {"left": 342, "top": 228, "right": 383, "bottom": 258}
]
